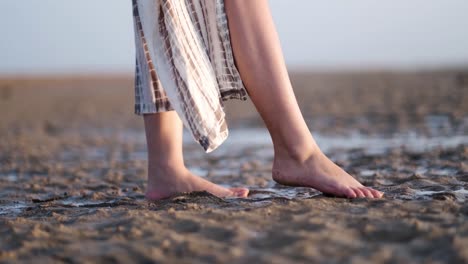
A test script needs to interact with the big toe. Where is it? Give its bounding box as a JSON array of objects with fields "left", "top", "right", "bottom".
[{"left": 228, "top": 187, "right": 249, "bottom": 198}]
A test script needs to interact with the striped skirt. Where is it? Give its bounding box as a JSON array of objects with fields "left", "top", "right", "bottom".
[{"left": 132, "top": 0, "right": 248, "bottom": 152}]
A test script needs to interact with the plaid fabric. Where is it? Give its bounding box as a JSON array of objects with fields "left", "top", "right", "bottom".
[{"left": 133, "top": 0, "right": 248, "bottom": 152}]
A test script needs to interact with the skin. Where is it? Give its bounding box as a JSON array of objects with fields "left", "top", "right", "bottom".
[
  {"left": 144, "top": 0, "right": 383, "bottom": 200},
  {"left": 144, "top": 112, "right": 249, "bottom": 200}
]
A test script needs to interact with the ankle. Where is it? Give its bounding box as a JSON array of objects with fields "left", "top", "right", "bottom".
[
  {"left": 148, "top": 155, "right": 184, "bottom": 169},
  {"left": 274, "top": 139, "right": 321, "bottom": 163},
  {"left": 148, "top": 161, "right": 187, "bottom": 179}
]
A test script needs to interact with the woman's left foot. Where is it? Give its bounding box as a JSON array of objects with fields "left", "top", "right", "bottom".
[{"left": 272, "top": 149, "right": 383, "bottom": 199}]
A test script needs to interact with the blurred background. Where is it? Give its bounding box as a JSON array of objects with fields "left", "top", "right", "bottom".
[
  {"left": 0, "top": 0, "right": 467, "bottom": 135},
  {"left": 1, "top": 0, "right": 468, "bottom": 74}
]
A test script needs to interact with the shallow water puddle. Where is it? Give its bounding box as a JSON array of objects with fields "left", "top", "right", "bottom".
[
  {"left": 414, "top": 188, "right": 468, "bottom": 201},
  {"left": 1, "top": 128, "right": 465, "bottom": 207},
  {"left": 0, "top": 201, "right": 29, "bottom": 217},
  {"left": 212, "top": 128, "right": 468, "bottom": 154},
  {"left": 396, "top": 186, "right": 468, "bottom": 202},
  {"left": 247, "top": 187, "right": 319, "bottom": 200},
  {"left": 74, "top": 127, "right": 468, "bottom": 162},
  {"left": 3, "top": 174, "right": 18, "bottom": 182},
  {"left": 360, "top": 170, "right": 377, "bottom": 177}
]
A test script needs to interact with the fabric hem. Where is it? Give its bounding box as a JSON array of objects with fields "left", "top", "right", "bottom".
[{"left": 203, "top": 128, "right": 229, "bottom": 153}]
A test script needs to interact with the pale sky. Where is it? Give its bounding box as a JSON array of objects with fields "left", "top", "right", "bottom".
[{"left": 1, "top": 0, "right": 468, "bottom": 75}]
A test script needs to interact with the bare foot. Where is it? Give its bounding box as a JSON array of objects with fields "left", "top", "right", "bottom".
[
  {"left": 145, "top": 167, "right": 249, "bottom": 200},
  {"left": 272, "top": 150, "right": 383, "bottom": 199}
]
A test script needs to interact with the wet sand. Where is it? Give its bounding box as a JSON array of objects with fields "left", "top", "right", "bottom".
[{"left": 0, "top": 70, "right": 467, "bottom": 263}]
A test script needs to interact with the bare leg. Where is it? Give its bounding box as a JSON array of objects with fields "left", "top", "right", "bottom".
[
  {"left": 225, "top": 0, "right": 382, "bottom": 198},
  {"left": 144, "top": 111, "right": 249, "bottom": 200}
]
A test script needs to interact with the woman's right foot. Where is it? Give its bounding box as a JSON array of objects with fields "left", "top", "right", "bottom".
[{"left": 145, "top": 167, "right": 249, "bottom": 200}]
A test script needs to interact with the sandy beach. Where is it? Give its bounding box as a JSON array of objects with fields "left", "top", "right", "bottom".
[{"left": 0, "top": 70, "right": 467, "bottom": 263}]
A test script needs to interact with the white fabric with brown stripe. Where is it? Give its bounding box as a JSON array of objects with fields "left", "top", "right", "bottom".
[{"left": 133, "top": 0, "right": 247, "bottom": 152}]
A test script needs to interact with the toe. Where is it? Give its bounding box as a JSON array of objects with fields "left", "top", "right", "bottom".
[
  {"left": 229, "top": 187, "right": 249, "bottom": 198},
  {"left": 353, "top": 188, "right": 366, "bottom": 198},
  {"left": 360, "top": 187, "right": 374, "bottom": 198},
  {"left": 369, "top": 188, "right": 384, "bottom": 198}
]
